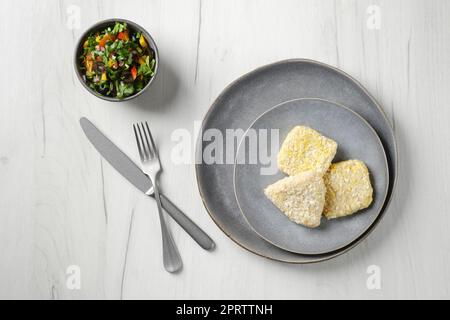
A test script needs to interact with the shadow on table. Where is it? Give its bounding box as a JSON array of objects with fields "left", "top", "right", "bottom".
[{"left": 129, "top": 58, "right": 180, "bottom": 112}]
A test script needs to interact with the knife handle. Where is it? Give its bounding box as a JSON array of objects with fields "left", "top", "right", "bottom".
[{"left": 154, "top": 193, "right": 216, "bottom": 251}]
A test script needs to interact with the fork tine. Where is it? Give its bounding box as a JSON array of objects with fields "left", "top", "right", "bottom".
[
  {"left": 133, "top": 124, "right": 145, "bottom": 162},
  {"left": 137, "top": 123, "right": 150, "bottom": 160},
  {"left": 144, "top": 122, "right": 158, "bottom": 159},
  {"left": 140, "top": 122, "right": 153, "bottom": 159}
]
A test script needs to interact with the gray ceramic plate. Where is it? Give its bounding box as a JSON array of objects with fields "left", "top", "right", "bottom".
[
  {"left": 234, "top": 98, "right": 389, "bottom": 255},
  {"left": 195, "top": 59, "right": 397, "bottom": 263}
]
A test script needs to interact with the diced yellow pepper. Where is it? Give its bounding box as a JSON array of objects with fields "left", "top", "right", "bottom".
[
  {"left": 139, "top": 35, "right": 148, "bottom": 48},
  {"left": 95, "top": 35, "right": 101, "bottom": 42},
  {"left": 85, "top": 60, "right": 94, "bottom": 73},
  {"left": 138, "top": 56, "right": 147, "bottom": 65},
  {"left": 101, "top": 73, "right": 107, "bottom": 81}
]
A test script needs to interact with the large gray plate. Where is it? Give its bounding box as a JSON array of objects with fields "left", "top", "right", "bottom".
[
  {"left": 234, "top": 98, "right": 389, "bottom": 255},
  {"left": 195, "top": 59, "right": 397, "bottom": 263}
]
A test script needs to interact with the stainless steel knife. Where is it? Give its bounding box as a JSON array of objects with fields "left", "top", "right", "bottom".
[{"left": 80, "top": 117, "right": 215, "bottom": 250}]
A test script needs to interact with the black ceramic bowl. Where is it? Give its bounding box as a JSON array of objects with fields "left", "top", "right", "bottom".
[{"left": 74, "top": 18, "right": 159, "bottom": 102}]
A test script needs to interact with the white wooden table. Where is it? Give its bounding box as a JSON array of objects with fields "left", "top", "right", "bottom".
[{"left": 1, "top": 0, "right": 449, "bottom": 299}]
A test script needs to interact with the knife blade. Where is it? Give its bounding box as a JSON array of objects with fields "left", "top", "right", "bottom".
[{"left": 80, "top": 117, "right": 215, "bottom": 251}]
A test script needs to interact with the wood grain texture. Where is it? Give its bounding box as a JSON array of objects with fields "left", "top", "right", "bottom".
[{"left": 0, "top": 0, "right": 449, "bottom": 299}]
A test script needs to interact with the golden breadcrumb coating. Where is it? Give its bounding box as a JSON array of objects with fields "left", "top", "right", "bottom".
[
  {"left": 264, "top": 171, "right": 326, "bottom": 228},
  {"left": 277, "top": 126, "right": 337, "bottom": 176},
  {"left": 323, "top": 160, "right": 373, "bottom": 219}
]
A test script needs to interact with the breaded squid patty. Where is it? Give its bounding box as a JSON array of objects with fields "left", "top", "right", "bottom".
[
  {"left": 323, "top": 160, "right": 373, "bottom": 219},
  {"left": 277, "top": 126, "right": 337, "bottom": 176},
  {"left": 264, "top": 171, "right": 326, "bottom": 228}
]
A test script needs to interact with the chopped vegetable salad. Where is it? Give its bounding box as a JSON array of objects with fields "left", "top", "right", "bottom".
[{"left": 80, "top": 22, "right": 156, "bottom": 99}]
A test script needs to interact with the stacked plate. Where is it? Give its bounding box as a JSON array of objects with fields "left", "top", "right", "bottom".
[{"left": 195, "top": 59, "right": 397, "bottom": 263}]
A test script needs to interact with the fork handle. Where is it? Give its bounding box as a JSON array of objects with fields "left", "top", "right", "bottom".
[
  {"left": 156, "top": 194, "right": 216, "bottom": 251},
  {"left": 153, "top": 184, "right": 183, "bottom": 273}
]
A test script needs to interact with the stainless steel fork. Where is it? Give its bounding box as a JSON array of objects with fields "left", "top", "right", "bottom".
[{"left": 133, "top": 122, "right": 183, "bottom": 273}]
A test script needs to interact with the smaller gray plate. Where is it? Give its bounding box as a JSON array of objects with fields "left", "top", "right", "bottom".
[{"left": 234, "top": 98, "right": 389, "bottom": 255}]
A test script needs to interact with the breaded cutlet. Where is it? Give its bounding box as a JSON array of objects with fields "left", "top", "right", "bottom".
[
  {"left": 323, "top": 159, "right": 373, "bottom": 219},
  {"left": 264, "top": 171, "right": 326, "bottom": 228},
  {"left": 277, "top": 126, "right": 337, "bottom": 176}
]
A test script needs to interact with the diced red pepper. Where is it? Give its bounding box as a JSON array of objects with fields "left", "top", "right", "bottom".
[
  {"left": 98, "top": 34, "right": 115, "bottom": 48},
  {"left": 98, "top": 38, "right": 107, "bottom": 48},
  {"left": 131, "top": 65, "right": 137, "bottom": 80},
  {"left": 117, "top": 31, "right": 129, "bottom": 41}
]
